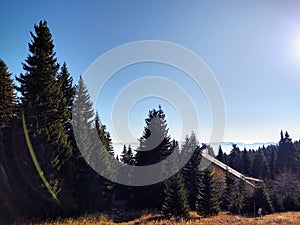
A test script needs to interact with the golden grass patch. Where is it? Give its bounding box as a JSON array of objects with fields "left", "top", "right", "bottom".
[{"left": 27, "top": 211, "right": 300, "bottom": 225}]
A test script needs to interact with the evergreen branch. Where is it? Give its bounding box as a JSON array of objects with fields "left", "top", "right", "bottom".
[{"left": 21, "top": 110, "right": 61, "bottom": 205}]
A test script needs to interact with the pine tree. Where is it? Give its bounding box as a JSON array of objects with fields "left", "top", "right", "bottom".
[
  {"left": 120, "top": 145, "right": 128, "bottom": 163},
  {"left": 126, "top": 145, "right": 134, "bottom": 165},
  {"left": 228, "top": 144, "right": 242, "bottom": 172},
  {"left": 0, "top": 59, "right": 15, "bottom": 129},
  {"left": 72, "top": 76, "right": 97, "bottom": 211},
  {"left": 276, "top": 131, "right": 295, "bottom": 172},
  {"left": 95, "top": 111, "right": 114, "bottom": 156},
  {"left": 164, "top": 140, "right": 180, "bottom": 175},
  {"left": 293, "top": 140, "right": 300, "bottom": 178},
  {"left": 224, "top": 171, "right": 235, "bottom": 211},
  {"left": 0, "top": 59, "right": 15, "bottom": 157},
  {"left": 135, "top": 105, "right": 171, "bottom": 166},
  {"left": 216, "top": 145, "right": 225, "bottom": 163},
  {"left": 134, "top": 105, "right": 172, "bottom": 209},
  {"left": 16, "top": 21, "right": 73, "bottom": 210},
  {"left": 162, "top": 172, "right": 189, "bottom": 218},
  {"left": 181, "top": 131, "right": 202, "bottom": 210},
  {"left": 17, "top": 21, "right": 61, "bottom": 129},
  {"left": 72, "top": 76, "right": 113, "bottom": 211},
  {"left": 223, "top": 172, "right": 250, "bottom": 214},
  {"left": 269, "top": 146, "right": 277, "bottom": 179},
  {"left": 72, "top": 76, "right": 96, "bottom": 168},
  {"left": 271, "top": 170, "right": 300, "bottom": 212},
  {"left": 196, "top": 169, "right": 220, "bottom": 217},
  {"left": 253, "top": 183, "right": 273, "bottom": 215},
  {"left": 0, "top": 59, "right": 15, "bottom": 221},
  {"left": 57, "top": 62, "right": 75, "bottom": 133},
  {"left": 242, "top": 148, "right": 252, "bottom": 176},
  {"left": 252, "top": 148, "right": 269, "bottom": 179},
  {"left": 229, "top": 179, "right": 248, "bottom": 215},
  {"left": 116, "top": 144, "right": 135, "bottom": 204},
  {"left": 120, "top": 145, "right": 134, "bottom": 165},
  {"left": 94, "top": 111, "right": 116, "bottom": 185}
]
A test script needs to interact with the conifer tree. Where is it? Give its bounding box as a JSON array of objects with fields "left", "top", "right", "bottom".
[
  {"left": 126, "top": 145, "right": 135, "bottom": 165},
  {"left": 228, "top": 144, "right": 242, "bottom": 172},
  {"left": 16, "top": 21, "right": 73, "bottom": 210},
  {"left": 116, "top": 144, "right": 135, "bottom": 204},
  {"left": 242, "top": 148, "right": 252, "bottom": 176},
  {"left": 269, "top": 146, "right": 277, "bottom": 179},
  {"left": 120, "top": 145, "right": 134, "bottom": 165},
  {"left": 252, "top": 148, "right": 269, "bottom": 179},
  {"left": 216, "top": 145, "right": 224, "bottom": 163},
  {"left": 120, "top": 145, "right": 128, "bottom": 163},
  {"left": 0, "top": 59, "right": 15, "bottom": 220},
  {"left": 95, "top": 111, "right": 114, "bottom": 156},
  {"left": 228, "top": 179, "right": 247, "bottom": 214},
  {"left": 72, "top": 77, "right": 113, "bottom": 211},
  {"left": 135, "top": 105, "right": 171, "bottom": 166},
  {"left": 94, "top": 111, "right": 116, "bottom": 200},
  {"left": 57, "top": 62, "right": 75, "bottom": 133},
  {"left": 0, "top": 59, "right": 15, "bottom": 129},
  {"left": 196, "top": 169, "right": 220, "bottom": 217},
  {"left": 181, "top": 132, "right": 202, "bottom": 210},
  {"left": 134, "top": 105, "right": 172, "bottom": 209},
  {"left": 224, "top": 171, "right": 235, "bottom": 210},
  {"left": 253, "top": 183, "right": 273, "bottom": 215},
  {"left": 277, "top": 131, "right": 295, "bottom": 171},
  {"left": 162, "top": 172, "right": 189, "bottom": 218},
  {"left": 0, "top": 59, "right": 15, "bottom": 162},
  {"left": 164, "top": 140, "right": 180, "bottom": 175}
]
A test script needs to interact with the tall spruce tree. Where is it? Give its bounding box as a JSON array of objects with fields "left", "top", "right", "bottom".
[
  {"left": 134, "top": 105, "right": 172, "bottom": 209},
  {"left": 120, "top": 145, "right": 134, "bottom": 165},
  {"left": 95, "top": 111, "right": 114, "bottom": 156},
  {"left": 224, "top": 171, "right": 235, "bottom": 211},
  {"left": 253, "top": 183, "right": 273, "bottom": 215},
  {"left": 252, "top": 148, "right": 269, "bottom": 179},
  {"left": 94, "top": 111, "right": 115, "bottom": 199},
  {"left": 228, "top": 144, "right": 242, "bottom": 172},
  {"left": 135, "top": 105, "right": 171, "bottom": 166},
  {"left": 57, "top": 62, "right": 75, "bottom": 134},
  {"left": 277, "top": 131, "right": 295, "bottom": 172},
  {"left": 72, "top": 76, "right": 113, "bottom": 211},
  {"left": 181, "top": 132, "right": 202, "bottom": 210},
  {"left": 216, "top": 145, "right": 225, "bottom": 163},
  {"left": 72, "top": 76, "right": 96, "bottom": 212},
  {"left": 242, "top": 148, "right": 252, "bottom": 176},
  {"left": 117, "top": 144, "right": 135, "bottom": 204},
  {"left": 16, "top": 21, "right": 73, "bottom": 210},
  {"left": 0, "top": 59, "right": 15, "bottom": 160},
  {"left": 0, "top": 59, "right": 15, "bottom": 129},
  {"left": 0, "top": 59, "right": 15, "bottom": 221},
  {"left": 228, "top": 179, "right": 247, "bottom": 215},
  {"left": 269, "top": 146, "right": 277, "bottom": 179},
  {"left": 196, "top": 169, "right": 221, "bottom": 217},
  {"left": 162, "top": 172, "right": 189, "bottom": 218},
  {"left": 127, "top": 145, "right": 134, "bottom": 165}
]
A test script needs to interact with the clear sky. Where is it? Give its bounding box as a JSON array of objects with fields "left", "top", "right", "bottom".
[{"left": 1, "top": 0, "right": 300, "bottom": 145}]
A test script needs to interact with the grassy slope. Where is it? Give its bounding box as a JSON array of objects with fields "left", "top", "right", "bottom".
[{"left": 27, "top": 211, "right": 300, "bottom": 225}]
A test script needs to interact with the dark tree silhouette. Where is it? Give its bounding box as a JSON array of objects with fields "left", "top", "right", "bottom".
[{"left": 196, "top": 169, "right": 221, "bottom": 217}]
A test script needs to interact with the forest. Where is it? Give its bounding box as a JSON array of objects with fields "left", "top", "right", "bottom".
[{"left": 0, "top": 20, "right": 300, "bottom": 224}]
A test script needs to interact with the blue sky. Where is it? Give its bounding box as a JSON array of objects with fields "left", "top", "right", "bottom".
[{"left": 1, "top": 0, "right": 300, "bottom": 145}]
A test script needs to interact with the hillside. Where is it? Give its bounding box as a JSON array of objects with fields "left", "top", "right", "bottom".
[{"left": 28, "top": 211, "right": 300, "bottom": 225}]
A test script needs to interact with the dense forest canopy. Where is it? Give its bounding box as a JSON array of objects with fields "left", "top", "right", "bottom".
[{"left": 0, "top": 20, "right": 300, "bottom": 224}]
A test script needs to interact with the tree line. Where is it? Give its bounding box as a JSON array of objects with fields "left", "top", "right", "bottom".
[{"left": 0, "top": 20, "right": 300, "bottom": 223}]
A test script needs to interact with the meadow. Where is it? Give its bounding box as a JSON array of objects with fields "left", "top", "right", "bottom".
[{"left": 25, "top": 211, "right": 300, "bottom": 225}]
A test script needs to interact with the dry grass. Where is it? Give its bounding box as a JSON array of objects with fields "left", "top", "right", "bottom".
[{"left": 25, "top": 211, "right": 300, "bottom": 225}]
